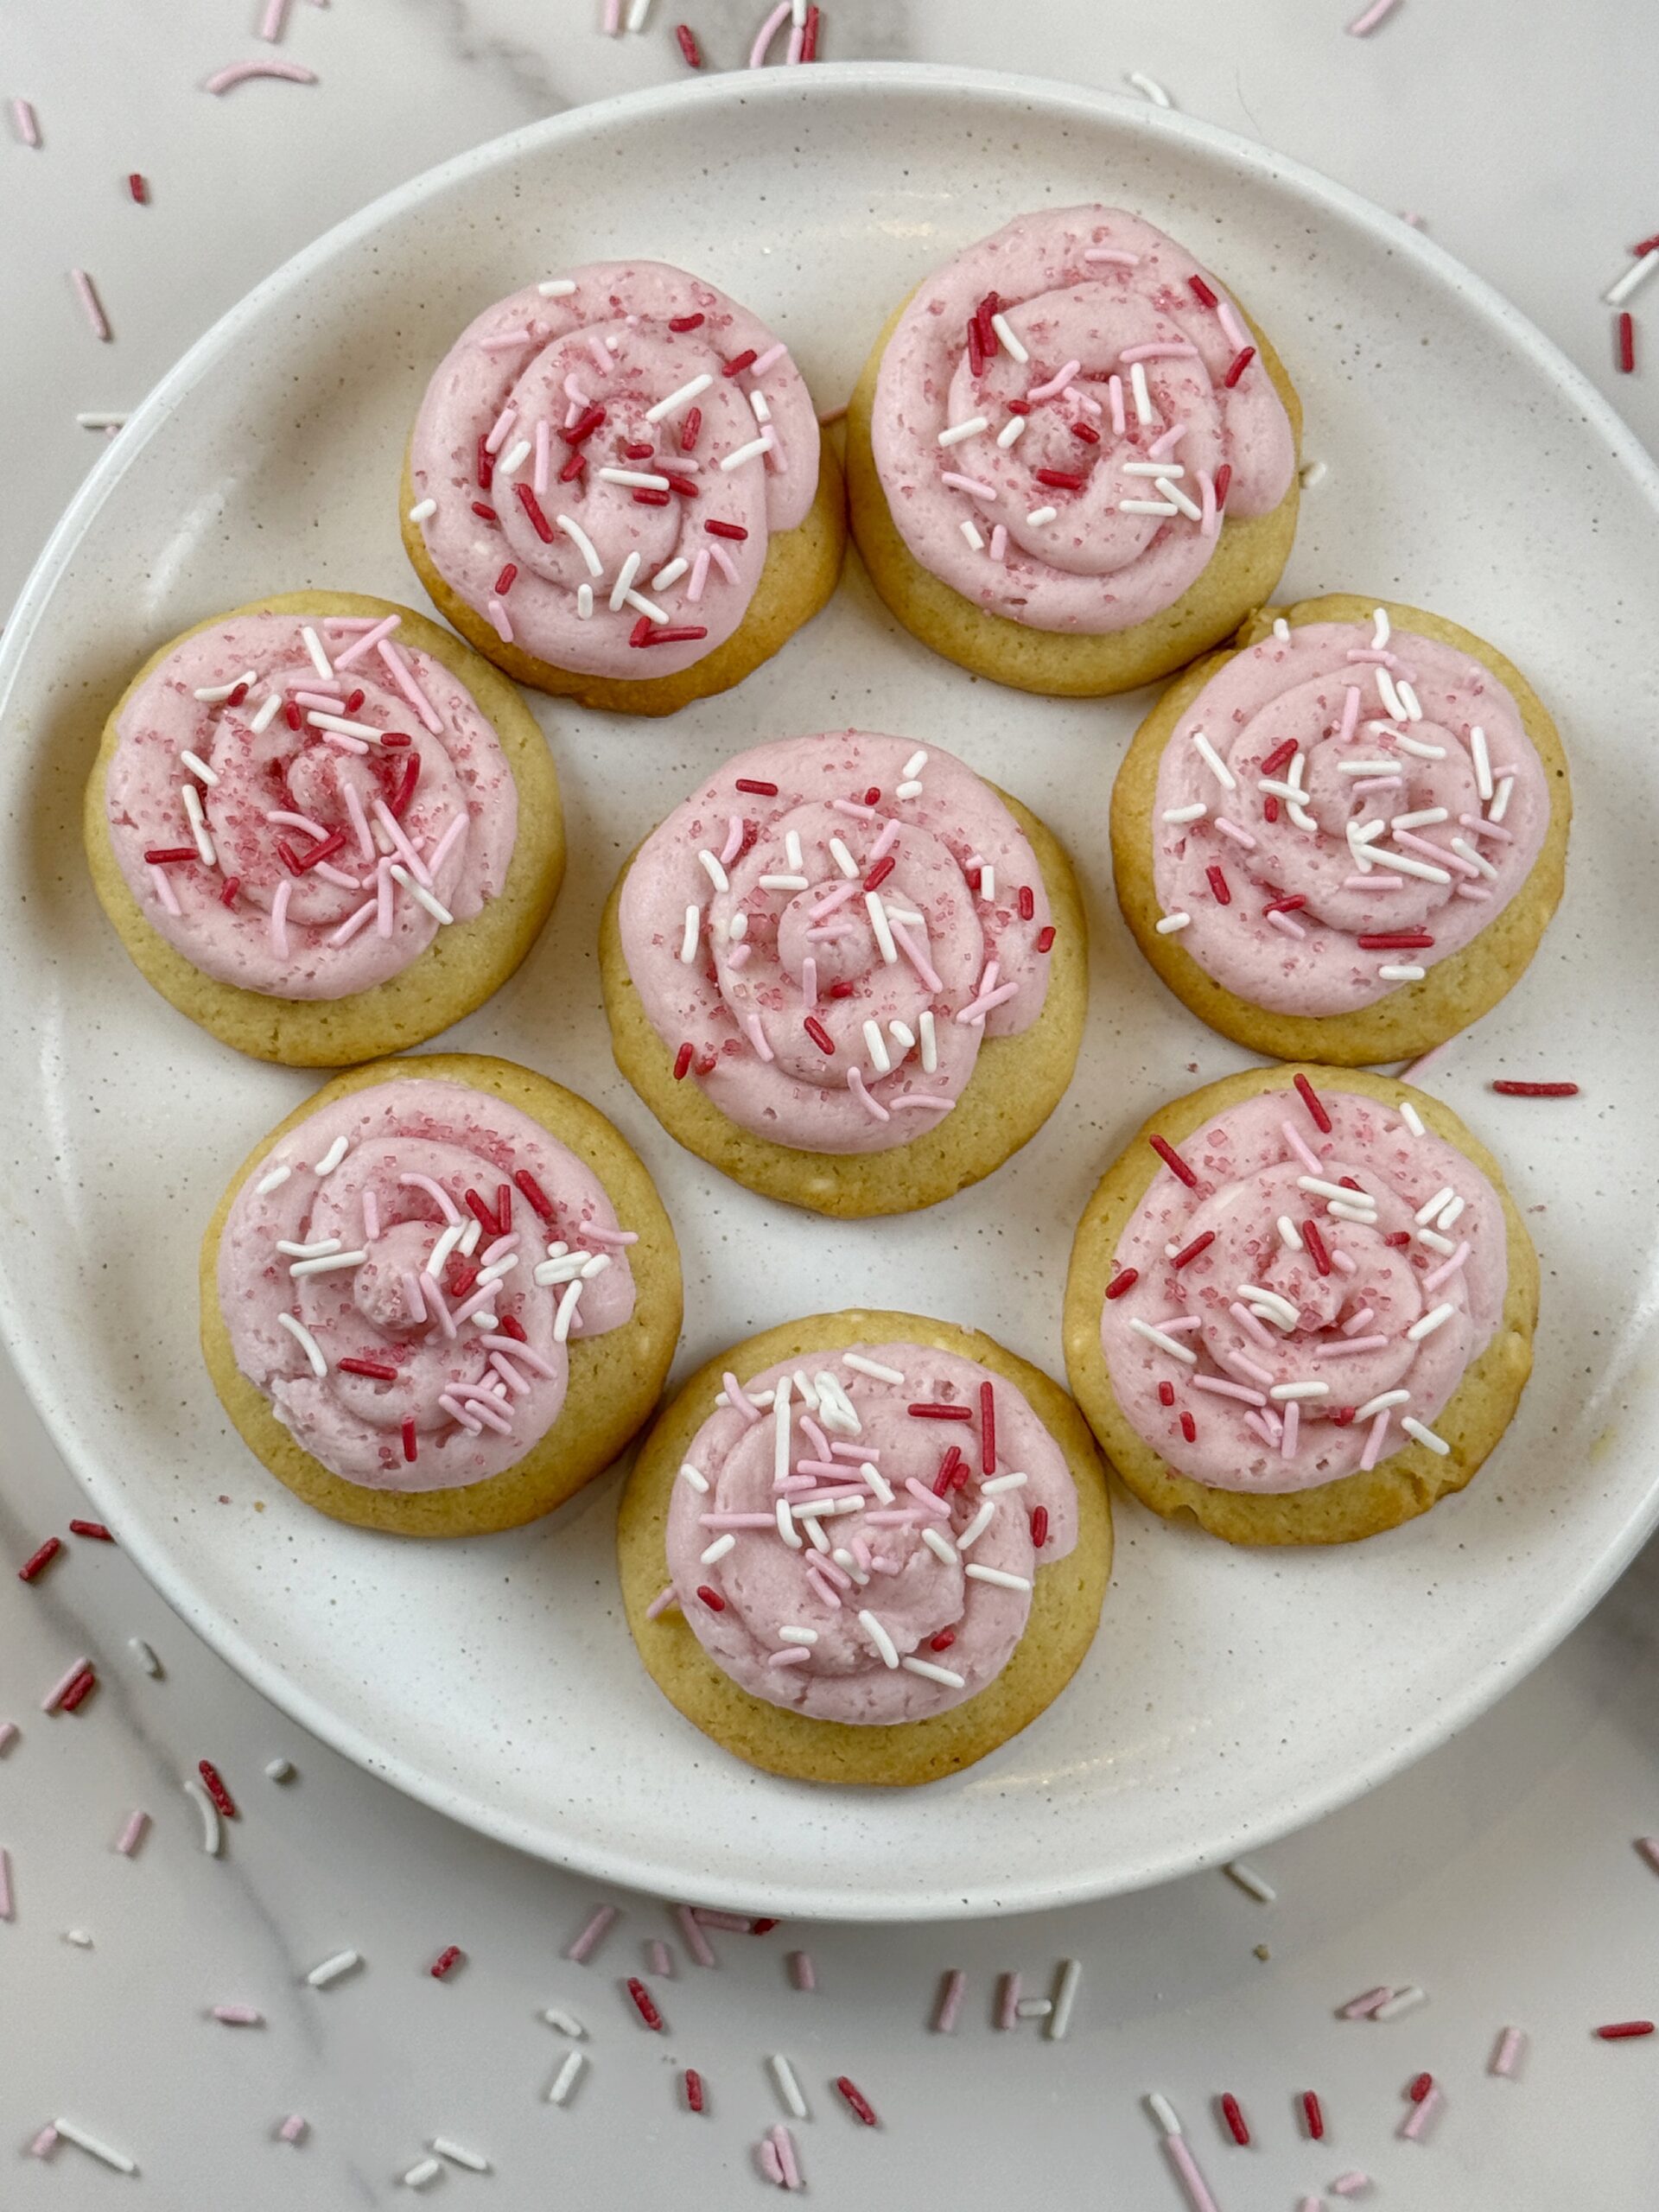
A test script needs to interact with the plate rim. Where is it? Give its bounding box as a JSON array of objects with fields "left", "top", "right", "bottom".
[{"left": 3, "top": 60, "right": 1656, "bottom": 1920}]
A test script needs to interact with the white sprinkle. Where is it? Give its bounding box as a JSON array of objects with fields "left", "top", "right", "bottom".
[
  {"left": 1026, "top": 505, "right": 1058, "bottom": 526},
  {"left": 759, "top": 874, "right": 809, "bottom": 892},
  {"left": 1270, "top": 1381, "right": 1330, "bottom": 1402},
  {"left": 1162, "top": 802, "right": 1208, "bottom": 825},
  {"left": 980, "top": 1472, "right": 1027, "bottom": 1496},
  {"left": 276, "top": 1312, "right": 327, "bottom": 1376},
  {"left": 553, "top": 1280, "right": 583, "bottom": 1343},
  {"left": 900, "top": 1656, "right": 966, "bottom": 1688},
  {"left": 51, "top": 2120, "right": 137, "bottom": 2177},
  {"left": 598, "top": 467, "right": 671, "bottom": 493},
  {"left": 129, "top": 1638, "right": 162, "bottom": 1677},
  {"left": 697, "top": 849, "right": 729, "bottom": 893},
  {"left": 964, "top": 1563, "right": 1032, "bottom": 1592},
  {"left": 843, "top": 1352, "right": 905, "bottom": 1384},
  {"left": 858, "top": 1610, "right": 899, "bottom": 1668},
  {"left": 408, "top": 497, "right": 438, "bottom": 523},
  {"left": 1118, "top": 498, "right": 1179, "bottom": 516},
  {"left": 645, "top": 372, "right": 713, "bottom": 423},
  {"left": 1355, "top": 1389, "right": 1411, "bottom": 1421},
  {"left": 181, "top": 750, "right": 219, "bottom": 787},
  {"left": 289, "top": 1249, "right": 367, "bottom": 1279},
  {"left": 1399, "top": 1102, "right": 1427, "bottom": 1138},
  {"left": 700, "top": 1534, "right": 736, "bottom": 1567},
  {"left": 1391, "top": 807, "right": 1449, "bottom": 830},
  {"left": 299, "top": 625, "right": 334, "bottom": 681},
  {"left": 608, "top": 550, "right": 643, "bottom": 611},
  {"left": 556, "top": 512, "right": 604, "bottom": 576},
  {"left": 541, "top": 2006, "right": 586, "bottom": 2037},
  {"left": 1402, "top": 1416, "right": 1451, "bottom": 1456},
  {"left": 576, "top": 583, "right": 594, "bottom": 620},
  {"left": 1395, "top": 732, "right": 1446, "bottom": 759},
  {"left": 389, "top": 862, "right": 453, "bottom": 925},
  {"left": 652, "top": 557, "right": 690, "bottom": 592},
  {"left": 862, "top": 1018, "right": 892, "bottom": 1075},
  {"left": 918, "top": 1009, "right": 938, "bottom": 1072},
  {"left": 996, "top": 414, "right": 1027, "bottom": 448},
  {"left": 1155, "top": 912, "right": 1192, "bottom": 935},
  {"left": 1147, "top": 2093, "right": 1183, "bottom": 2137},
  {"left": 192, "top": 672, "right": 257, "bottom": 702},
  {"left": 547, "top": 2050, "right": 586, "bottom": 2106},
  {"left": 265, "top": 1757, "right": 295, "bottom": 1782},
  {"left": 184, "top": 1777, "right": 222, "bottom": 1855},
  {"left": 1300, "top": 457, "right": 1329, "bottom": 489},
  {"left": 1605, "top": 251, "right": 1659, "bottom": 306},
  {"left": 1129, "top": 1317, "right": 1199, "bottom": 1365},
  {"left": 1191, "top": 730, "right": 1236, "bottom": 790},
  {"left": 959, "top": 518, "right": 985, "bottom": 551},
  {"left": 1224, "top": 1860, "right": 1276, "bottom": 1903},
  {"left": 1398, "top": 680, "right": 1423, "bottom": 721},
  {"left": 1374, "top": 1982, "right": 1427, "bottom": 2019},
  {"left": 1014, "top": 1998, "right": 1053, "bottom": 2019},
  {"left": 1370, "top": 606, "right": 1392, "bottom": 650},
  {"left": 312, "top": 1134, "right": 349, "bottom": 1175},
  {"left": 1122, "top": 460, "right": 1185, "bottom": 477},
  {"left": 1048, "top": 1960, "right": 1083, "bottom": 2039},
  {"left": 1156, "top": 475, "right": 1203, "bottom": 520},
  {"left": 537, "top": 277, "right": 578, "bottom": 297},
  {"left": 1126, "top": 68, "right": 1172, "bottom": 105},
  {"left": 1378, "top": 963, "right": 1426, "bottom": 982},
  {"left": 896, "top": 779, "right": 924, "bottom": 799},
  {"left": 1128, "top": 359, "right": 1154, "bottom": 425},
  {"left": 779, "top": 1626, "right": 818, "bottom": 1646},
  {"left": 938, "top": 416, "right": 990, "bottom": 448},
  {"left": 769, "top": 2054, "right": 809, "bottom": 2118},
  {"left": 1370, "top": 849, "right": 1452, "bottom": 885},
  {"left": 433, "top": 2138, "right": 491, "bottom": 2174},
  {"left": 678, "top": 905, "right": 701, "bottom": 963},
  {"left": 255, "top": 1164, "right": 292, "bottom": 1195},
  {"left": 305, "top": 1948, "right": 363, "bottom": 1988},
  {"left": 1468, "top": 723, "right": 1494, "bottom": 801},
  {"left": 719, "top": 434, "right": 774, "bottom": 471},
  {"left": 403, "top": 2156, "right": 442, "bottom": 2189},
  {"left": 1490, "top": 773, "right": 1515, "bottom": 823},
  {"left": 249, "top": 692, "right": 283, "bottom": 734},
  {"left": 499, "top": 437, "right": 531, "bottom": 477},
  {"left": 865, "top": 891, "right": 898, "bottom": 965},
  {"left": 921, "top": 1526, "right": 959, "bottom": 1567}
]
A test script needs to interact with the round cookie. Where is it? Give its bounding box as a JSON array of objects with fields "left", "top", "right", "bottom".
[
  {"left": 600, "top": 742, "right": 1088, "bottom": 1218},
  {"left": 846, "top": 205, "right": 1301, "bottom": 697},
  {"left": 1110, "top": 595, "right": 1572, "bottom": 1064},
  {"left": 1063, "top": 1064, "right": 1538, "bottom": 1546},
  {"left": 618, "top": 1309, "right": 1113, "bottom": 1785},
  {"left": 398, "top": 264, "right": 846, "bottom": 716},
  {"left": 86, "top": 592, "right": 563, "bottom": 1066},
  {"left": 201, "top": 1052, "right": 682, "bottom": 1536}
]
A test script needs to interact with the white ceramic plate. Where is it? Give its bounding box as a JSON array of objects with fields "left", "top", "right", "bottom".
[{"left": 2, "top": 65, "right": 1655, "bottom": 1920}]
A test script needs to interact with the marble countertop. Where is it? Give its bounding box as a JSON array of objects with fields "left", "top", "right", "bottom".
[{"left": 3, "top": 1, "right": 1655, "bottom": 2202}]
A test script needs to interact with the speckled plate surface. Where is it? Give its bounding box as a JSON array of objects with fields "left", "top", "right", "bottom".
[{"left": 1, "top": 66, "right": 1654, "bottom": 1919}]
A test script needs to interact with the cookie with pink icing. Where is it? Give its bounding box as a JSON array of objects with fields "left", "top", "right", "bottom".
[
  {"left": 400, "top": 262, "right": 846, "bottom": 716},
  {"left": 85, "top": 593, "right": 564, "bottom": 1066},
  {"left": 200, "top": 1053, "right": 682, "bottom": 1535},
  {"left": 1065, "top": 1065, "right": 1538, "bottom": 1547},
  {"left": 601, "top": 731, "right": 1088, "bottom": 1217},
  {"left": 1112, "top": 595, "right": 1572, "bottom": 1064},
  {"left": 847, "top": 205, "right": 1301, "bottom": 696},
  {"left": 619, "top": 1310, "right": 1112, "bottom": 1783}
]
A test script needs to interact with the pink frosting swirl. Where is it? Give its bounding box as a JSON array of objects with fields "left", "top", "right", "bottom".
[
  {"left": 105, "top": 611, "right": 515, "bottom": 998},
  {"left": 1152, "top": 617, "right": 1550, "bottom": 1013},
  {"left": 408, "top": 263, "right": 819, "bottom": 678},
  {"left": 219, "top": 1078, "right": 636, "bottom": 1491},
  {"left": 870, "top": 205, "right": 1295, "bottom": 633},
  {"left": 617, "top": 733, "right": 1054, "bottom": 1154},
  {"left": 1099, "top": 1084, "right": 1508, "bottom": 1495},
  {"left": 664, "top": 1342, "right": 1077, "bottom": 1723}
]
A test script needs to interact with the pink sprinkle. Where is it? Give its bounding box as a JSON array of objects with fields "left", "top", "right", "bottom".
[
  {"left": 759, "top": 2139, "right": 784, "bottom": 2185},
  {"left": 1347, "top": 0, "right": 1402, "bottom": 32},
  {"left": 676, "top": 1903, "right": 717, "bottom": 1967},
  {"left": 1084, "top": 247, "right": 1141, "bottom": 265},
  {"left": 791, "top": 1950, "right": 817, "bottom": 1992},
  {"left": 114, "top": 1808, "right": 150, "bottom": 1857},
  {"left": 995, "top": 1972, "right": 1021, "bottom": 2030},
  {"left": 1162, "top": 2132, "right": 1225, "bottom": 2212},
  {"left": 0, "top": 1721, "right": 17, "bottom": 1755},
  {"left": 1359, "top": 1408, "right": 1392, "bottom": 1470},
  {"left": 1331, "top": 2175, "right": 1372, "bottom": 2199},
  {"left": 258, "top": 0, "right": 291, "bottom": 39},
  {"left": 1280, "top": 1400, "right": 1300, "bottom": 1458},
  {"left": 1399, "top": 2082, "right": 1443, "bottom": 2140},
  {"left": 486, "top": 596, "right": 514, "bottom": 644},
  {"left": 1028, "top": 358, "right": 1083, "bottom": 401},
  {"left": 328, "top": 614, "right": 401, "bottom": 672},
  {"left": 1267, "top": 910, "right": 1307, "bottom": 940},
  {"left": 149, "top": 864, "right": 182, "bottom": 917},
  {"left": 277, "top": 2114, "right": 308, "bottom": 2144},
  {"left": 202, "top": 57, "right": 319, "bottom": 93},
  {"left": 1421, "top": 1243, "right": 1470, "bottom": 1292},
  {"left": 1191, "top": 1375, "right": 1267, "bottom": 1407},
  {"left": 28, "top": 2126, "right": 58, "bottom": 2159},
  {"left": 942, "top": 470, "right": 996, "bottom": 501},
  {"left": 1230, "top": 1301, "right": 1278, "bottom": 1351},
  {"left": 647, "top": 1938, "right": 674, "bottom": 1977},
  {"left": 1318, "top": 1333, "right": 1389, "bottom": 1357},
  {"left": 11, "top": 98, "right": 41, "bottom": 147},
  {"left": 770, "top": 2126, "right": 802, "bottom": 2190},
  {"left": 1108, "top": 374, "right": 1127, "bottom": 435},
  {"left": 1339, "top": 1985, "right": 1393, "bottom": 2018},
  {"left": 41, "top": 1656, "right": 93, "bottom": 1713},
  {"left": 690, "top": 1910, "right": 758, "bottom": 1936},
  {"left": 269, "top": 877, "right": 292, "bottom": 957},
  {"left": 988, "top": 523, "right": 1008, "bottom": 562},
  {"left": 377, "top": 639, "right": 442, "bottom": 733},
  {"left": 1281, "top": 1118, "right": 1324, "bottom": 1173},
  {"left": 0, "top": 1847, "right": 12, "bottom": 1922},
  {"left": 71, "top": 268, "right": 111, "bottom": 341},
  {"left": 769, "top": 1647, "right": 812, "bottom": 1669},
  {"left": 934, "top": 1968, "right": 967, "bottom": 2032},
  {"left": 1340, "top": 1306, "right": 1376, "bottom": 1334},
  {"left": 1119, "top": 341, "right": 1199, "bottom": 363},
  {"left": 1491, "top": 2024, "right": 1527, "bottom": 2077},
  {"left": 213, "top": 2004, "right": 265, "bottom": 2025},
  {"left": 847, "top": 1066, "right": 888, "bottom": 1121},
  {"left": 1217, "top": 302, "right": 1250, "bottom": 353},
  {"left": 565, "top": 1904, "right": 618, "bottom": 1964},
  {"left": 749, "top": 1, "right": 792, "bottom": 67}
]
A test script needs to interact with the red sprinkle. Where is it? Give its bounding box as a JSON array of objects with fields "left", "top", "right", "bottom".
[
  {"left": 1301, "top": 1219, "right": 1332, "bottom": 1276},
  {"left": 1338, "top": 1175, "right": 1363, "bottom": 1192},
  {"left": 1030, "top": 1505, "right": 1050, "bottom": 1548},
  {"left": 1618, "top": 312, "right": 1636, "bottom": 374},
  {"left": 1189, "top": 274, "right": 1220, "bottom": 308},
  {"left": 1635, "top": 234, "right": 1659, "bottom": 257},
  {"left": 513, "top": 1168, "right": 555, "bottom": 1222},
  {"left": 669, "top": 312, "right": 705, "bottom": 333},
  {"left": 1224, "top": 346, "right": 1255, "bottom": 389},
  {"left": 498, "top": 1314, "right": 527, "bottom": 1344},
  {"left": 1331, "top": 1407, "right": 1355, "bottom": 1427},
  {"left": 446, "top": 1262, "right": 479, "bottom": 1301},
  {"left": 684, "top": 2068, "right": 705, "bottom": 2112},
  {"left": 1263, "top": 796, "right": 1280, "bottom": 823},
  {"left": 635, "top": 625, "right": 709, "bottom": 646},
  {"left": 1408, "top": 2073, "right": 1433, "bottom": 2103},
  {"left": 863, "top": 788, "right": 880, "bottom": 805},
  {"left": 143, "top": 847, "right": 199, "bottom": 865},
  {"left": 696, "top": 1585, "right": 725, "bottom": 1611},
  {"left": 633, "top": 487, "right": 671, "bottom": 506},
  {"left": 1294, "top": 1072, "right": 1333, "bottom": 1133},
  {"left": 980, "top": 1380, "right": 996, "bottom": 1476},
  {"left": 836, "top": 2077, "right": 878, "bottom": 2127},
  {"left": 628, "top": 616, "right": 652, "bottom": 649},
  {"left": 1260, "top": 738, "right": 1298, "bottom": 777},
  {"left": 429, "top": 1945, "right": 463, "bottom": 1980},
  {"left": 932, "top": 1446, "right": 963, "bottom": 1497},
  {"left": 60, "top": 1668, "right": 98, "bottom": 1713},
  {"left": 1034, "top": 467, "right": 1084, "bottom": 490},
  {"left": 803, "top": 1014, "right": 836, "bottom": 1055},
  {"left": 494, "top": 563, "right": 518, "bottom": 595},
  {"left": 219, "top": 876, "right": 241, "bottom": 908},
  {"left": 495, "top": 1183, "right": 512, "bottom": 1233},
  {"left": 128, "top": 173, "right": 149, "bottom": 204},
  {"left": 672, "top": 1042, "right": 695, "bottom": 1081},
  {"left": 908, "top": 1402, "right": 974, "bottom": 1422},
  {"left": 68, "top": 1521, "right": 113, "bottom": 1541},
  {"left": 475, "top": 433, "right": 493, "bottom": 492},
  {"left": 283, "top": 699, "right": 303, "bottom": 730},
  {"left": 1206, "top": 863, "right": 1231, "bottom": 906},
  {"left": 929, "top": 1630, "right": 956, "bottom": 1652},
  {"left": 800, "top": 3, "right": 820, "bottom": 60},
  {"left": 1149, "top": 1135, "right": 1199, "bottom": 1189},
  {"left": 1006, "top": 398, "right": 1033, "bottom": 416},
  {"left": 388, "top": 755, "right": 420, "bottom": 818},
  {"left": 1220, "top": 2092, "right": 1250, "bottom": 2145},
  {"left": 198, "top": 1760, "right": 238, "bottom": 1819},
  {"left": 559, "top": 453, "right": 586, "bottom": 484},
  {"left": 402, "top": 1419, "right": 417, "bottom": 1464},
  {"left": 673, "top": 21, "right": 702, "bottom": 65},
  {"left": 1179, "top": 1410, "right": 1197, "bottom": 1443},
  {"left": 227, "top": 681, "right": 250, "bottom": 708},
  {"left": 722, "top": 349, "right": 758, "bottom": 378},
  {"left": 705, "top": 518, "right": 748, "bottom": 540},
  {"left": 1358, "top": 931, "right": 1434, "bottom": 951},
  {"left": 1213, "top": 462, "right": 1232, "bottom": 507},
  {"left": 1104, "top": 1267, "right": 1139, "bottom": 1300},
  {"left": 1071, "top": 420, "right": 1101, "bottom": 444},
  {"left": 1017, "top": 884, "right": 1035, "bottom": 920},
  {"left": 470, "top": 500, "right": 499, "bottom": 524},
  {"left": 291, "top": 829, "right": 346, "bottom": 874},
  {"left": 344, "top": 689, "right": 365, "bottom": 715},
  {"left": 626, "top": 1978, "right": 665, "bottom": 2031},
  {"left": 18, "top": 1537, "right": 61, "bottom": 1583},
  {"left": 1385, "top": 1230, "right": 1412, "bottom": 1247},
  {"left": 1597, "top": 2020, "right": 1655, "bottom": 2040},
  {"left": 339, "top": 1358, "right": 398, "bottom": 1380},
  {"left": 735, "top": 778, "right": 779, "bottom": 795},
  {"left": 563, "top": 404, "right": 606, "bottom": 446},
  {"left": 1036, "top": 924, "right": 1056, "bottom": 952},
  {"left": 463, "top": 1188, "right": 501, "bottom": 1238},
  {"left": 862, "top": 855, "right": 895, "bottom": 893},
  {"left": 1262, "top": 895, "right": 1306, "bottom": 916},
  {"left": 1492, "top": 1080, "right": 1580, "bottom": 1097},
  {"left": 1301, "top": 2090, "right": 1325, "bottom": 2139},
  {"left": 1158, "top": 1381, "right": 1175, "bottom": 1408},
  {"left": 1172, "top": 1230, "right": 1215, "bottom": 1270},
  {"left": 966, "top": 319, "right": 987, "bottom": 379},
  {"left": 828, "top": 980, "right": 855, "bottom": 998}
]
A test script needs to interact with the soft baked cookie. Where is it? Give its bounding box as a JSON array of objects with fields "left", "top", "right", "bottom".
[
  {"left": 1111, "top": 595, "right": 1572, "bottom": 1064},
  {"left": 201, "top": 1052, "right": 681, "bottom": 1536},
  {"left": 1063, "top": 1064, "right": 1537, "bottom": 1546},
  {"left": 85, "top": 592, "right": 563, "bottom": 1066},
  {"left": 400, "top": 262, "right": 845, "bottom": 715},
  {"left": 600, "top": 731, "right": 1087, "bottom": 1217},
  {"left": 618, "top": 1309, "right": 1112, "bottom": 1785},
  {"left": 846, "top": 205, "right": 1300, "bottom": 696}
]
